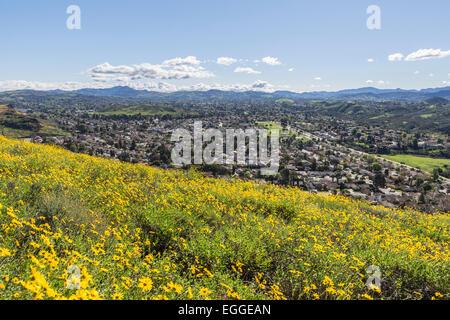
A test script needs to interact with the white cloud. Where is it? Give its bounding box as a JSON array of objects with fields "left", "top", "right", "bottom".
[
  {"left": 234, "top": 67, "right": 261, "bottom": 74},
  {"left": 146, "top": 80, "right": 275, "bottom": 92},
  {"left": 389, "top": 48, "right": 450, "bottom": 62},
  {"left": 314, "top": 77, "right": 322, "bottom": 81},
  {"left": 388, "top": 53, "right": 404, "bottom": 61},
  {"left": 365, "top": 80, "right": 387, "bottom": 86},
  {"left": 88, "top": 62, "right": 135, "bottom": 74},
  {"left": 87, "top": 57, "right": 214, "bottom": 80},
  {"left": 405, "top": 48, "right": 450, "bottom": 61},
  {"left": 216, "top": 57, "right": 237, "bottom": 66},
  {"left": 0, "top": 80, "right": 114, "bottom": 91},
  {"left": 261, "top": 56, "right": 281, "bottom": 66},
  {"left": 429, "top": 73, "right": 434, "bottom": 77},
  {"left": 414, "top": 70, "right": 420, "bottom": 75},
  {"left": 162, "top": 55, "right": 201, "bottom": 66},
  {"left": 367, "top": 58, "right": 374, "bottom": 63},
  {"left": 251, "top": 80, "right": 273, "bottom": 90},
  {"left": 0, "top": 79, "right": 281, "bottom": 93},
  {"left": 288, "top": 68, "right": 294, "bottom": 72}
]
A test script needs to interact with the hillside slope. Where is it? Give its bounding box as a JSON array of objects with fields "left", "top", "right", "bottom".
[
  {"left": 0, "top": 136, "right": 448, "bottom": 300},
  {"left": 0, "top": 104, "right": 40, "bottom": 131},
  {"left": 0, "top": 104, "right": 65, "bottom": 139}
]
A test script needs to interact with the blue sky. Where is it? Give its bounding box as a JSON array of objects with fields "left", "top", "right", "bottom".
[{"left": 0, "top": 0, "right": 449, "bottom": 92}]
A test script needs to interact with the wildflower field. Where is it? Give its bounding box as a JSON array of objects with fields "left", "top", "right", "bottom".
[{"left": 0, "top": 136, "right": 448, "bottom": 300}]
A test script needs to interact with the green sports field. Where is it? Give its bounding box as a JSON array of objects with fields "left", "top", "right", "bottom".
[{"left": 380, "top": 154, "right": 450, "bottom": 172}]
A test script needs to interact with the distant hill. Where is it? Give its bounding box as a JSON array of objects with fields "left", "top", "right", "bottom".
[
  {"left": 73, "top": 86, "right": 155, "bottom": 98},
  {"left": 424, "top": 97, "right": 449, "bottom": 105},
  {"left": 307, "top": 100, "right": 450, "bottom": 134},
  {"left": 2, "top": 86, "right": 450, "bottom": 105},
  {"left": 50, "top": 85, "right": 450, "bottom": 102}
]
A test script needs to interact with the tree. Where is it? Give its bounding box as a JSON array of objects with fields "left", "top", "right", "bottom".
[
  {"left": 76, "top": 123, "right": 88, "bottom": 134},
  {"left": 130, "top": 139, "right": 137, "bottom": 151},
  {"left": 118, "top": 151, "right": 130, "bottom": 162},
  {"left": 158, "top": 144, "right": 171, "bottom": 164},
  {"left": 310, "top": 158, "right": 317, "bottom": 171},
  {"left": 373, "top": 172, "right": 385, "bottom": 188},
  {"left": 432, "top": 168, "right": 440, "bottom": 181},
  {"left": 279, "top": 168, "right": 290, "bottom": 186},
  {"left": 418, "top": 192, "right": 426, "bottom": 204},
  {"left": 415, "top": 177, "right": 424, "bottom": 187},
  {"left": 371, "top": 163, "right": 382, "bottom": 172}
]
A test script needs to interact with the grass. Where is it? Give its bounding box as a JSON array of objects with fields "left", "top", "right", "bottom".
[
  {"left": 369, "top": 113, "right": 393, "bottom": 120},
  {"left": 0, "top": 123, "right": 66, "bottom": 139},
  {"left": 380, "top": 154, "right": 450, "bottom": 172},
  {"left": 0, "top": 136, "right": 448, "bottom": 300},
  {"left": 256, "top": 122, "right": 283, "bottom": 130}
]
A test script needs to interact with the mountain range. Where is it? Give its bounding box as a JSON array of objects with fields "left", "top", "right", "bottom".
[{"left": 50, "top": 85, "right": 450, "bottom": 102}]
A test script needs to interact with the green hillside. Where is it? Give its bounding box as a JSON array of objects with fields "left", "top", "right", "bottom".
[
  {"left": 0, "top": 104, "right": 40, "bottom": 131},
  {"left": 0, "top": 104, "right": 64, "bottom": 138}
]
